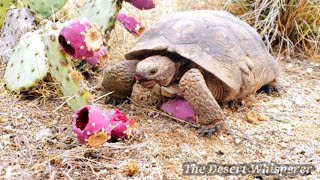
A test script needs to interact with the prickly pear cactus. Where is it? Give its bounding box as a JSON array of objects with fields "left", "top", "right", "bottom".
[
  {"left": 42, "top": 22, "right": 91, "bottom": 110},
  {"left": 0, "top": 8, "right": 36, "bottom": 63},
  {"left": 0, "top": 0, "right": 18, "bottom": 28},
  {"left": 26, "top": 0, "right": 68, "bottom": 18},
  {"left": 116, "top": 13, "right": 145, "bottom": 36},
  {"left": 4, "top": 29, "right": 48, "bottom": 93},
  {"left": 79, "top": 0, "right": 123, "bottom": 35}
]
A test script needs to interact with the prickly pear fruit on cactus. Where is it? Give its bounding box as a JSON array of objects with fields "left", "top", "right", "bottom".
[
  {"left": 106, "top": 109, "right": 136, "bottom": 141},
  {"left": 125, "top": 0, "right": 155, "bottom": 10},
  {"left": 58, "top": 20, "right": 103, "bottom": 60},
  {"left": 117, "top": 13, "right": 145, "bottom": 36},
  {"left": 4, "top": 29, "right": 48, "bottom": 93},
  {"left": 26, "top": 0, "right": 68, "bottom": 18},
  {"left": 86, "top": 45, "right": 108, "bottom": 66},
  {"left": 42, "top": 22, "right": 91, "bottom": 110},
  {"left": 73, "top": 105, "right": 111, "bottom": 146},
  {"left": 161, "top": 99, "right": 196, "bottom": 123},
  {"left": 0, "top": 8, "right": 36, "bottom": 63},
  {"left": 79, "top": 0, "right": 123, "bottom": 35},
  {"left": 0, "top": 0, "right": 18, "bottom": 28}
]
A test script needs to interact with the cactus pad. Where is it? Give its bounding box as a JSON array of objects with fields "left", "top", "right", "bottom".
[
  {"left": 4, "top": 29, "right": 48, "bottom": 93},
  {"left": 0, "top": 8, "right": 36, "bottom": 63},
  {"left": 79, "top": 0, "right": 122, "bottom": 33},
  {"left": 42, "top": 22, "right": 91, "bottom": 110},
  {"left": 26, "top": 0, "right": 68, "bottom": 18},
  {"left": 0, "top": 0, "right": 18, "bottom": 28}
]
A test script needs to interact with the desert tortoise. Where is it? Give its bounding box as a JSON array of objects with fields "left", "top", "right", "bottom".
[{"left": 102, "top": 10, "right": 280, "bottom": 135}]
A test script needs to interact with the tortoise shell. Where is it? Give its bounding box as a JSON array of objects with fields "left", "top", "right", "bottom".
[{"left": 125, "top": 10, "right": 278, "bottom": 91}]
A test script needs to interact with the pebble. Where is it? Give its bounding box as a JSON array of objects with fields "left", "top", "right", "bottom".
[
  {"left": 306, "top": 68, "right": 314, "bottom": 73},
  {"left": 234, "top": 138, "right": 242, "bottom": 145}
]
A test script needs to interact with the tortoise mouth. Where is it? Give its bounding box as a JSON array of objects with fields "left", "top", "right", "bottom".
[{"left": 140, "top": 80, "right": 156, "bottom": 88}]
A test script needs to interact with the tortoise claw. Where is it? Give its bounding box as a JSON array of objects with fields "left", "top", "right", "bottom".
[
  {"left": 198, "top": 123, "right": 223, "bottom": 137},
  {"left": 105, "top": 96, "right": 128, "bottom": 106},
  {"left": 260, "top": 83, "right": 286, "bottom": 96}
]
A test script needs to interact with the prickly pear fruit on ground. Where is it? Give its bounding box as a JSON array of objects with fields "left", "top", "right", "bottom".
[
  {"left": 106, "top": 110, "right": 136, "bottom": 141},
  {"left": 58, "top": 20, "right": 103, "bottom": 60},
  {"left": 0, "top": 8, "right": 36, "bottom": 63},
  {"left": 4, "top": 29, "right": 48, "bottom": 93},
  {"left": 86, "top": 45, "right": 108, "bottom": 66},
  {"left": 26, "top": 0, "right": 68, "bottom": 18},
  {"left": 161, "top": 99, "right": 196, "bottom": 123},
  {"left": 117, "top": 13, "right": 145, "bottom": 36},
  {"left": 73, "top": 105, "right": 111, "bottom": 146},
  {"left": 79, "top": 0, "right": 123, "bottom": 35},
  {"left": 42, "top": 22, "right": 91, "bottom": 110},
  {"left": 125, "top": 0, "right": 155, "bottom": 10},
  {"left": 0, "top": 0, "right": 18, "bottom": 28}
]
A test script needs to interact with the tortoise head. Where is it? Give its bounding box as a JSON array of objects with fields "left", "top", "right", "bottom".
[{"left": 135, "top": 55, "right": 176, "bottom": 88}]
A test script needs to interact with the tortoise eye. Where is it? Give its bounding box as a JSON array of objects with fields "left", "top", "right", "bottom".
[{"left": 149, "top": 68, "right": 158, "bottom": 75}]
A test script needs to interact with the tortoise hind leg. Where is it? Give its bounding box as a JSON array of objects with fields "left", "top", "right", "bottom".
[
  {"left": 179, "top": 68, "right": 224, "bottom": 136},
  {"left": 102, "top": 60, "right": 139, "bottom": 105},
  {"left": 259, "top": 79, "right": 285, "bottom": 96}
]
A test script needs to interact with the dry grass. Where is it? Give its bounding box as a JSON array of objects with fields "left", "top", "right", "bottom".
[
  {"left": 224, "top": 0, "right": 320, "bottom": 60},
  {"left": 0, "top": 0, "right": 320, "bottom": 179}
]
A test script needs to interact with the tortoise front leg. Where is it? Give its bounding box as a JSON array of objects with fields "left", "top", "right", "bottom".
[
  {"left": 179, "top": 68, "right": 224, "bottom": 136},
  {"left": 102, "top": 60, "right": 139, "bottom": 105}
]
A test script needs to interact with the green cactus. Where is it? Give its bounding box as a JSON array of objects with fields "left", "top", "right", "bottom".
[
  {"left": 0, "top": 8, "right": 36, "bottom": 63},
  {"left": 4, "top": 29, "right": 48, "bottom": 93},
  {"left": 79, "top": 0, "right": 123, "bottom": 36},
  {"left": 0, "top": 0, "right": 18, "bottom": 28},
  {"left": 42, "top": 22, "right": 91, "bottom": 110},
  {"left": 26, "top": 0, "right": 68, "bottom": 18}
]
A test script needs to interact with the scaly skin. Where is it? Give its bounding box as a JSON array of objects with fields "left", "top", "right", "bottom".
[
  {"left": 179, "top": 68, "right": 224, "bottom": 135},
  {"left": 102, "top": 60, "right": 139, "bottom": 104}
]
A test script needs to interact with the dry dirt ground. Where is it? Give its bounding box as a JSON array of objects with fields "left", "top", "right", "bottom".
[{"left": 0, "top": 0, "right": 320, "bottom": 179}]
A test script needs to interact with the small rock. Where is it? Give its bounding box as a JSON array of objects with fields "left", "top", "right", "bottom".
[
  {"left": 36, "top": 128, "right": 52, "bottom": 141},
  {"left": 234, "top": 138, "right": 242, "bottom": 145},
  {"left": 246, "top": 111, "right": 266, "bottom": 124},
  {"left": 314, "top": 120, "right": 320, "bottom": 126},
  {"left": 306, "top": 68, "right": 314, "bottom": 73}
]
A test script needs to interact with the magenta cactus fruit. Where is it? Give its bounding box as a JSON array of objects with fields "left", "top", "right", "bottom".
[
  {"left": 117, "top": 13, "right": 145, "bottom": 36},
  {"left": 125, "top": 0, "right": 155, "bottom": 10},
  {"left": 73, "top": 105, "right": 111, "bottom": 146},
  {"left": 58, "top": 20, "right": 103, "bottom": 60},
  {"left": 106, "top": 109, "right": 136, "bottom": 141},
  {"left": 161, "top": 99, "right": 196, "bottom": 123},
  {"left": 86, "top": 45, "right": 108, "bottom": 66}
]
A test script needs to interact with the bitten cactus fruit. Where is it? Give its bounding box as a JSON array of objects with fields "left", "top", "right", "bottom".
[
  {"left": 58, "top": 20, "right": 103, "bottom": 60},
  {"left": 161, "top": 99, "right": 196, "bottom": 123},
  {"left": 106, "top": 110, "right": 136, "bottom": 141},
  {"left": 26, "top": 0, "right": 68, "bottom": 18},
  {"left": 86, "top": 45, "right": 108, "bottom": 66},
  {"left": 117, "top": 13, "right": 145, "bottom": 36},
  {"left": 125, "top": 0, "right": 155, "bottom": 10},
  {"left": 73, "top": 105, "right": 112, "bottom": 146}
]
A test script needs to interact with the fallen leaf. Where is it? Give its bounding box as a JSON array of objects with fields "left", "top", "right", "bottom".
[{"left": 126, "top": 162, "right": 138, "bottom": 177}]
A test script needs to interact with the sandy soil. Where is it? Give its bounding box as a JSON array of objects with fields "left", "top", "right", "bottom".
[{"left": 0, "top": 0, "right": 319, "bottom": 179}]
